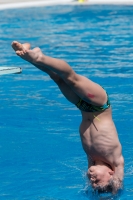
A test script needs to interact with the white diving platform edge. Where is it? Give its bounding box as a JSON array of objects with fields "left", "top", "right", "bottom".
[{"left": 0, "top": 67, "right": 22, "bottom": 75}]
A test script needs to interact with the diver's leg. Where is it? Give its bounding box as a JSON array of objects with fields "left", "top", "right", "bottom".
[
  {"left": 37, "top": 57, "right": 107, "bottom": 106},
  {"left": 12, "top": 41, "right": 79, "bottom": 105},
  {"left": 36, "top": 64, "right": 80, "bottom": 105},
  {"left": 12, "top": 41, "right": 107, "bottom": 105}
]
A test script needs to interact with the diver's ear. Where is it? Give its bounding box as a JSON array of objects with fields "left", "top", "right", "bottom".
[{"left": 109, "top": 171, "right": 114, "bottom": 175}]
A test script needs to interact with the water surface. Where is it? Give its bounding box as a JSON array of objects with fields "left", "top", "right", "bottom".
[{"left": 0, "top": 5, "right": 133, "bottom": 200}]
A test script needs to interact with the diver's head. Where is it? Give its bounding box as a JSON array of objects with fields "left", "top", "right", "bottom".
[
  {"left": 88, "top": 164, "right": 114, "bottom": 190},
  {"left": 87, "top": 163, "right": 122, "bottom": 193}
]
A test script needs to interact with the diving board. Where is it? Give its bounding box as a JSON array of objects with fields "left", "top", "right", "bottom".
[{"left": 0, "top": 67, "right": 22, "bottom": 75}]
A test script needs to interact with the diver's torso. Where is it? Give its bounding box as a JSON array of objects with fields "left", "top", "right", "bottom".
[{"left": 79, "top": 108, "right": 121, "bottom": 164}]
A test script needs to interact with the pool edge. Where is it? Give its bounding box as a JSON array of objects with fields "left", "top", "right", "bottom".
[{"left": 0, "top": 0, "right": 133, "bottom": 10}]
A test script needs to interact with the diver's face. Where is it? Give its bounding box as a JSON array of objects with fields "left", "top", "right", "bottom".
[{"left": 88, "top": 165, "right": 113, "bottom": 188}]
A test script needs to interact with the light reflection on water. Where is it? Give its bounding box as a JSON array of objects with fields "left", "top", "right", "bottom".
[{"left": 0, "top": 4, "right": 133, "bottom": 200}]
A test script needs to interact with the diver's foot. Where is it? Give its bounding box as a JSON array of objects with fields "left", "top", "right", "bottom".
[
  {"left": 11, "top": 41, "right": 44, "bottom": 65},
  {"left": 11, "top": 41, "right": 61, "bottom": 81},
  {"left": 12, "top": 41, "right": 31, "bottom": 55}
]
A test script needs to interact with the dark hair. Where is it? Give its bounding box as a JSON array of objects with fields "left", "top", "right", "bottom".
[{"left": 94, "top": 177, "right": 123, "bottom": 194}]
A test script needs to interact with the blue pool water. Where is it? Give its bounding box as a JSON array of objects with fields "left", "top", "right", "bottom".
[{"left": 0, "top": 4, "right": 133, "bottom": 200}]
